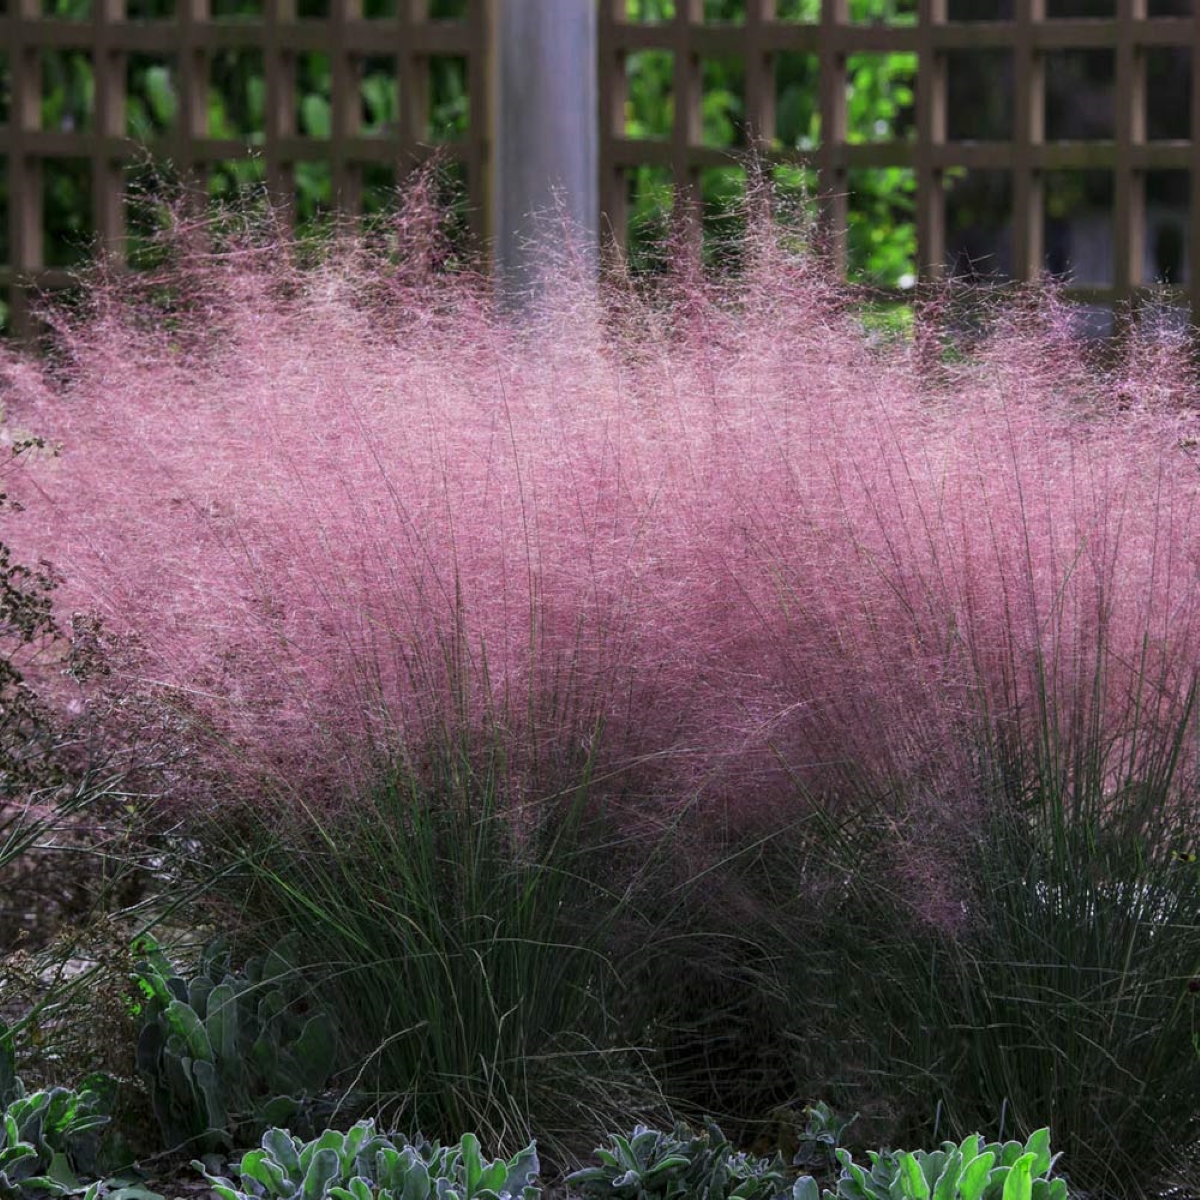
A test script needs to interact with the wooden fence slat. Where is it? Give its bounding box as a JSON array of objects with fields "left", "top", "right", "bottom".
[
  {"left": 1, "top": 0, "right": 489, "bottom": 334},
  {"left": 5, "top": 0, "right": 1200, "bottom": 335}
]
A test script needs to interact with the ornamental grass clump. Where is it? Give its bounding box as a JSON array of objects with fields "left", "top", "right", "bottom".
[{"left": 4, "top": 187, "right": 1200, "bottom": 1188}]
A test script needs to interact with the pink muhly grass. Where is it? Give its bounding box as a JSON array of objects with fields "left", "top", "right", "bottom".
[{"left": 4, "top": 193, "right": 1199, "bottom": 904}]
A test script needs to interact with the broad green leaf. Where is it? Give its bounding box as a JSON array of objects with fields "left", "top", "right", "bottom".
[
  {"left": 1002, "top": 1154, "right": 1035, "bottom": 1200},
  {"left": 899, "top": 1154, "right": 930, "bottom": 1200},
  {"left": 188, "top": 975, "right": 215, "bottom": 1018},
  {"left": 642, "top": 1155, "right": 690, "bottom": 1179},
  {"left": 293, "top": 1015, "right": 336, "bottom": 1091},
  {"left": 204, "top": 984, "right": 240, "bottom": 1067},
  {"left": 45, "top": 1151, "right": 79, "bottom": 1189},
  {"left": 303, "top": 1147, "right": 341, "bottom": 1200},
  {"left": 475, "top": 1161, "right": 506, "bottom": 1194},
  {"left": 919, "top": 1152, "right": 946, "bottom": 1191},
  {"left": 1023, "top": 1130, "right": 1051, "bottom": 1178},
  {"left": 458, "top": 1134, "right": 483, "bottom": 1194},
  {"left": 190, "top": 1059, "right": 227, "bottom": 1138},
  {"left": 239, "top": 1148, "right": 287, "bottom": 1191},
  {"left": 263, "top": 1128, "right": 303, "bottom": 1180},
  {"left": 165, "top": 1000, "right": 213, "bottom": 1063},
  {"left": 399, "top": 1158, "right": 431, "bottom": 1200},
  {"left": 957, "top": 1152, "right": 995, "bottom": 1200},
  {"left": 794, "top": 1178, "right": 821, "bottom": 1200},
  {"left": 505, "top": 1144, "right": 538, "bottom": 1192},
  {"left": 931, "top": 1149, "right": 962, "bottom": 1200}
]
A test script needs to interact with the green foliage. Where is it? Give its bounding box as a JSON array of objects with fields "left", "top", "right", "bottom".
[
  {"left": 0, "top": 1019, "right": 128, "bottom": 1198},
  {"left": 207, "top": 733, "right": 673, "bottom": 1164},
  {"left": 754, "top": 662, "right": 1200, "bottom": 1197},
  {"left": 196, "top": 1120, "right": 540, "bottom": 1200},
  {"left": 567, "top": 1119, "right": 789, "bottom": 1200},
  {"left": 131, "top": 936, "right": 336, "bottom": 1155},
  {"left": 799, "top": 1130, "right": 1065, "bottom": 1200},
  {"left": 790, "top": 1104, "right": 856, "bottom": 1178}
]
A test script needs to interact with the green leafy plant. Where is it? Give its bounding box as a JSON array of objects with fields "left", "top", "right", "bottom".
[
  {"left": 0, "top": 1019, "right": 128, "bottom": 1198},
  {"left": 132, "top": 936, "right": 336, "bottom": 1155},
  {"left": 567, "top": 1119, "right": 788, "bottom": 1200},
  {"left": 196, "top": 1120, "right": 540, "bottom": 1200},
  {"left": 791, "top": 1104, "right": 857, "bottom": 1178},
  {"left": 793, "top": 1130, "right": 1065, "bottom": 1200},
  {"left": 210, "top": 736, "right": 675, "bottom": 1165}
]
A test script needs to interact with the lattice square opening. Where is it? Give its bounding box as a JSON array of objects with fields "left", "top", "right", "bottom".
[
  {"left": 776, "top": 0, "right": 817, "bottom": 21},
  {"left": 209, "top": 50, "right": 266, "bottom": 140},
  {"left": 1146, "top": 169, "right": 1188, "bottom": 285},
  {"left": 947, "top": 50, "right": 1013, "bottom": 142},
  {"left": 359, "top": 58, "right": 399, "bottom": 136},
  {"left": 847, "top": 166, "right": 916, "bottom": 287},
  {"left": 1147, "top": 48, "right": 1189, "bottom": 142},
  {"left": 620, "top": 164, "right": 673, "bottom": 274},
  {"left": 41, "top": 0, "right": 91, "bottom": 18},
  {"left": 848, "top": 0, "right": 916, "bottom": 26},
  {"left": 297, "top": 52, "right": 333, "bottom": 139},
  {"left": 126, "top": 0, "right": 173, "bottom": 19},
  {"left": 1045, "top": 50, "right": 1114, "bottom": 141},
  {"left": 362, "top": 162, "right": 396, "bottom": 216},
  {"left": 127, "top": 55, "right": 178, "bottom": 138},
  {"left": 701, "top": 56, "right": 746, "bottom": 148},
  {"left": 624, "top": 51, "right": 673, "bottom": 140},
  {"left": 428, "top": 55, "right": 467, "bottom": 141},
  {"left": 44, "top": 156, "right": 92, "bottom": 267},
  {"left": 845, "top": 53, "right": 916, "bottom": 144},
  {"left": 1047, "top": 0, "right": 1113, "bottom": 14},
  {"left": 42, "top": 51, "right": 94, "bottom": 133},
  {"left": 704, "top": 0, "right": 744, "bottom": 22},
  {"left": 206, "top": 156, "right": 267, "bottom": 204},
  {"left": 947, "top": 0, "right": 1008, "bottom": 19},
  {"left": 212, "top": 0, "right": 261, "bottom": 20},
  {"left": 701, "top": 163, "right": 746, "bottom": 268},
  {"left": 624, "top": 0, "right": 675, "bottom": 21},
  {"left": 944, "top": 167, "right": 1012, "bottom": 279},
  {"left": 774, "top": 52, "right": 819, "bottom": 152},
  {"left": 1044, "top": 169, "right": 1113, "bottom": 285},
  {"left": 295, "top": 159, "right": 334, "bottom": 225}
]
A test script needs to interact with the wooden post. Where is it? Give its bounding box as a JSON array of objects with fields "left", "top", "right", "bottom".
[{"left": 493, "top": 0, "right": 598, "bottom": 305}]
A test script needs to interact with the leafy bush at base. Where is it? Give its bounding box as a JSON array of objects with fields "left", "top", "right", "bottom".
[
  {"left": 196, "top": 1120, "right": 540, "bottom": 1200},
  {"left": 796, "top": 1129, "right": 1065, "bottom": 1200},
  {"left": 567, "top": 1118, "right": 789, "bottom": 1200},
  {"left": 0, "top": 1020, "right": 127, "bottom": 1198},
  {"left": 132, "top": 935, "right": 336, "bottom": 1155}
]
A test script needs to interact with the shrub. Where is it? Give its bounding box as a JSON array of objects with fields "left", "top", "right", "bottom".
[
  {"left": 213, "top": 742, "right": 673, "bottom": 1163},
  {"left": 0, "top": 1020, "right": 128, "bottom": 1196},
  {"left": 132, "top": 935, "right": 336, "bottom": 1154},
  {"left": 796, "top": 1128, "right": 1065, "bottom": 1200},
  {"left": 4, "top": 191, "right": 1200, "bottom": 1189},
  {"left": 196, "top": 1120, "right": 540, "bottom": 1200},
  {"left": 567, "top": 1118, "right": 789, "bottom": 1200}
]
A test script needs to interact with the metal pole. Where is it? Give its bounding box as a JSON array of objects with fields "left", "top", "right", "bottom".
[{"left": 493, "top": 0, "right": 598, "bottom": 306}]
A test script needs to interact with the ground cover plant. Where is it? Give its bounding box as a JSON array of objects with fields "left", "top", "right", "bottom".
[{"left": 2, "top": 185, "right": 1200, "bottom": 1194}]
